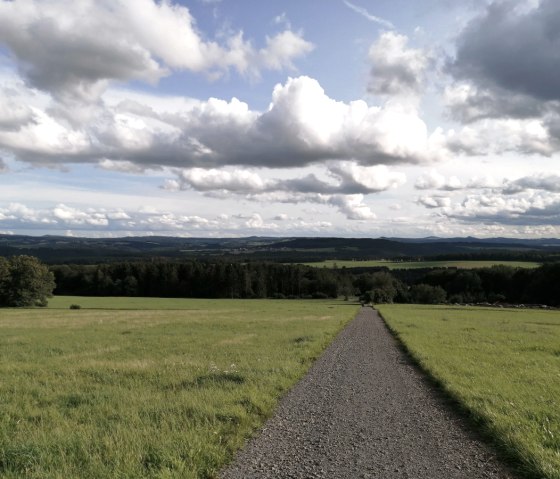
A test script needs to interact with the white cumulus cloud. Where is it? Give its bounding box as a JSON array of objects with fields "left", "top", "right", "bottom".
[
  {"left": 0, "top": 76, "right": 447, "bottom": 169},
  {"left": 417, "top": 195, "right": 451, "bottom": 209},
  {"left": 368, "top": 32, "right": 431, "bottom": 97},
  {"left": 177, "top": 168, "right": 272, "bottom": 193},
  {"left": 415, "top": 170, "right": 462, "bottom": 190},
  {"left": 0, "top": 0, "right": 313, "bottom": 102}
]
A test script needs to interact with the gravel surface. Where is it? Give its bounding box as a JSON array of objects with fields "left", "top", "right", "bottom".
[{"left": 220, "top": 307, "right": 519, "bottom": 479}]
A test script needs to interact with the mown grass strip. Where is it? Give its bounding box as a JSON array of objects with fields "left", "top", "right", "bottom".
[
  {"left": 0, "top": 297, "right": 358, "bottom": 478},
  {"left": 300, "top": 260, "right": 541, "bottom": 269},
  {"left": 377, "top": 304, "right": 560, "bottom": 479}
]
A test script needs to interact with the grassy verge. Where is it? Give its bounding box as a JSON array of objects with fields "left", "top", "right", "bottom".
[
  {"left": 0, "top": 297, "right": 358, "bottom": 478},
  {"left": 377, "top": 304, "right": 560, "bottom": 479},
  {"left": 300, "top": 260, "right": 541, "bottom": 269}
]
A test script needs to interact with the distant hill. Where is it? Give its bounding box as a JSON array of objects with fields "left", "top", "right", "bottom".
[
  {"left": 383, "top": 236, "right": 560, "bottom": 247},
  {"left": 1, "top": 234, "right": 560, "bottom": 264}
]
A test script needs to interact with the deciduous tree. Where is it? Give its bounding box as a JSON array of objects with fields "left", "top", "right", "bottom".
[{"left": 0, "top": 255, "right": 56, "bottom": 307}]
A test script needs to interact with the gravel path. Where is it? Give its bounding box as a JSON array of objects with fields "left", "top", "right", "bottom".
[{"left": 220, "top": 307, "right": 518, "bottom": 479}]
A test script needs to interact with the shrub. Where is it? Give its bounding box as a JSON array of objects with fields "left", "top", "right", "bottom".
[
  {"left": 69, "top": 304, "right": 81, "bottom": 310},
  {"left": 311, "top": 292, "right": 329, "bottom": 299},
  {"left": 410, "top": 283, "right": 447, "bottom": 304}
]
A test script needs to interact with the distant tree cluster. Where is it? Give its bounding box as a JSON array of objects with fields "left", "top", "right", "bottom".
[
  {"left": 0, "top": 255, "right": 55, "bottom": 307},
  {"left": 354, "top": 272, "right": 445, "bottom": 305},
  {"left": 354, "top": 264, "right": 560, "bottom": 306},
  {"left": 414, "top": 264, "right": 560, "bottom": 306},
  {"left": 51, "top": 261, "right": 353, "bottom": 300}
]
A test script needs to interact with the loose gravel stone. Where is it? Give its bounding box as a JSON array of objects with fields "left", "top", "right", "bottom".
[{"left": 220, "top": 307, "right": 519, "bottom": 479}]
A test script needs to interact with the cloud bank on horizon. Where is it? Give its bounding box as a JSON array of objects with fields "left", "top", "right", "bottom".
[{"left": 0, "top": 0, "right": 559, "bottom": 238}]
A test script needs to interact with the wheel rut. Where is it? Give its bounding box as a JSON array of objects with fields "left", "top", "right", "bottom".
[{"left": 220, "top": 307, "right": 518, "bottom": 479}]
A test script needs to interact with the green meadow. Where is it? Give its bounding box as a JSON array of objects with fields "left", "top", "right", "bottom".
[
  {"left": 302, "top": 259, "right": 541, "bottom": 269},
  {"left": 0, "top": 297, "right": 358, "bottom": 478},
  {"left": 377, "top": 304, "right": 560, "bottom": 479}
]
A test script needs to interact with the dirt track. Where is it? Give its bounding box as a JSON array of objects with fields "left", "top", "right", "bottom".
[{"left": 220, "top": 307, "right": 518, "bottom": 479}]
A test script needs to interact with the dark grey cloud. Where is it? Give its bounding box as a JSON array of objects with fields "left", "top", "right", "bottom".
[
  {"left": 451, "top": 0, "right": 560, "bottom": 102},
  {"left": 0, "top": 88, "right": 36, "bottom": 131},
  {"left": 445, "top": 84, "right": 550, "bottom": 123},
  {"left": 447, "top": 200, "right": 560, "bottom": 226},
  {"left": 0, "top": 6, "right": 163, "bottom": 102},
  {"left": 502, "top": 174, "right": 560, "bottom": 194},
  {"left": 269, "top": 167, "right": 404, "bottom": 195},
  {"left": 542, "top": 115, "right": 560, "bottom": 146},
  {"left": 278, "top": 174, "right": 342, "bottom": 194},
  {"left": 414, "top": 172, "right": 560, "bottom": 198}
]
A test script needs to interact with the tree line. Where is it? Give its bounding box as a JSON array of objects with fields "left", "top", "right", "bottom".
[
  {"left": 51, "top": 260, "right": 560, "bottom": 306},
  {"left": 1, "top": 255, "right": 559, "bottom": 307},
  {"left": 357, "top": 264, "right": 560, "bottom": 306},
  {"left": 51, "top": 261, "right": 353, "bottom": 300}
]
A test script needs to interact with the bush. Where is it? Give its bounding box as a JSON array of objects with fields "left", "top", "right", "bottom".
[
  {"left": 448, "top": 293, "right": 464, "bottom": 304},
  {"left": 410, "top": 283, "right": 447, "bottom": 304},
  {"left": 69, "top": 304, "right": 82, "bottom": 310},
  {"left": 311, "top": 292, "right": 329, "bottom": 299},
  {"left": 371, "top": 287, "right": 395, "bottom": 304}
]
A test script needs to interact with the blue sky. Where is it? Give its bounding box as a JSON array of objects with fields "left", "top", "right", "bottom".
[{"left": 1, "top": 0, "right": 560, "bottom": 238}]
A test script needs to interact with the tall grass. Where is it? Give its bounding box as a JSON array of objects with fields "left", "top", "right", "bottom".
[
  {"left": 0, "top": 297, "right": 358, "bottom": 478},
  {"left": 378, "top": 304, "right": 560, "bottom": 479}
]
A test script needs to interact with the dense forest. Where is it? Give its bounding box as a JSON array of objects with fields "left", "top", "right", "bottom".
[
  {"left": 51, "top": 262, "right": 351, "bottom": 300},
  {"left": 49, "top": 260, "right": 560, "bottom": 307},
  {"left": 2, "top": 253, "right": 559, "bottom": 307}
]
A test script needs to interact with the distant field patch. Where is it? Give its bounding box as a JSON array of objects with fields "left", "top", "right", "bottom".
[
  {"left": 0, "top": 297, "right": 358, "bottom": 478},
  {"left": 301, "top": 259, "right": 541, "bottom": 269},
  {"left": 377, "top": 304, "right": 560, "bottom": 479}
]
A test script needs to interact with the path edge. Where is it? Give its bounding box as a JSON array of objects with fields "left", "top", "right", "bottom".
[
  {"left": 218, "top": 303, "right": 362, "bottom": 474},
  {"left": 375, "top": 307, "right": 535, "bottom": 479}
]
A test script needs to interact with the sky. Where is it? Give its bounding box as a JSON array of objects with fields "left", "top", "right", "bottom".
[{"left": 1, "top": 0, "right": 560, "bottom": 238}]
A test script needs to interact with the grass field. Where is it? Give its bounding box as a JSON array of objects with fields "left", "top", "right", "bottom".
[
  {"left": 301, "top": 259, "right": 541, "bottom": 269},
  {"left": 377, "top": 304, "right": 560, "bottom": 479},
  {"left": 0, "top": 297, "right": 358, "bottom": 478}
]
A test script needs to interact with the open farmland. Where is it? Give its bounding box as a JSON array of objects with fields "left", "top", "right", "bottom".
[
  {"left": 301, "top": 259, "right": 541, "bottom": 269},
  {"left": 377, "top": 304, "right": 560, "bottom": 479},
  {"left": 0, "top": 297, "right": 358, "bottom": 478}
]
